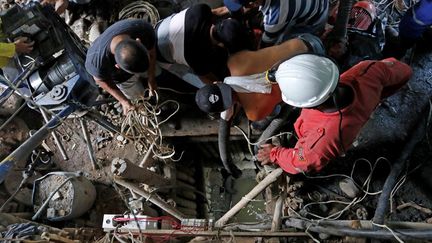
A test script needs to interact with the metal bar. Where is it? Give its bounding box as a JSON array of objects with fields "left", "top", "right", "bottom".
[
  {"left": 111, "top": 158, "right": 170, "bottom": 186},
  {"left": 40, "top": 108, "right": 68, "bottom": 161},
  {"left": 84, "top": 110, "right": 121, "bottom": 134},
  {"left": 80, "top": 119, "right": 98, "bottom": 170},
  {"left": 114, "top": 178, "right": 186, "bottom": 220},
  {"left": 0, "top": 104, "right": 76, "bottom": 183},
  {"left": 215, "top": 168, "right": 284, "bottom": 227}
]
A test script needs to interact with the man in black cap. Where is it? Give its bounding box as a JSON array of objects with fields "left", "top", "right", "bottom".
[
  {"left": 156, "top": 3, "right": 252, "bottom": 85},
  {"left": 85, "top": 19, "right": 157, "bottom": 115}
]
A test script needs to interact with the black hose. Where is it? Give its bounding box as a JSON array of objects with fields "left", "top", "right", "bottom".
[
  {"left": 255, "top": 105, "right": 295, "bottom": 153},
  {"left": 373, "top": 114, "right": 427, "bottom": 225},
  {"left": 218, "top": 119, "right": 242, "bottom": 178},
  {"left": 329, "top": 0, "right": 355, "bottom": 42}
]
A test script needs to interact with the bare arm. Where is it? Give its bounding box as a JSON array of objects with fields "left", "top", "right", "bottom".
[
  {"left": 228, "top": 38, "right": 309, "bottom": 76},
  {"left": 147, "top": 47, "right": 157, "bottom": 93},
  {"left": 40, "top": 0, "right": 69, "bottom": 14},
  {"left": 211, "top": 6, "right": 230, "bottom": 17},
  {"left": 94, "top": 76, "right": 133, "bottom": 114}
]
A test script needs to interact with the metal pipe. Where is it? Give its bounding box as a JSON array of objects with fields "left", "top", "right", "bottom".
[
  {"left": 84, "top": 110, "right": 121, "bottom": 134},
  {"left": 215, "top": 168, "right": 283, "bottom": 227},
  {"left": 80, "top": 119, "right": 97, "bottom": 170},
  {"left": 373, "top": 115, "right": 427, "bottom": 225},
  {"left": 0, "top": 104, "right": 76, "bottom": 183},
  {"left": 40, "top": 108, "right": 68, "bottom": 161},
  {"left": 114, "top": 178, "right": 186, "bottom": 220}
]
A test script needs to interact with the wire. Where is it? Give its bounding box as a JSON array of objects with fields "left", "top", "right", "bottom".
[
  {"left": 119, "top": 90, "right": 180, "bottom": 161},
  {"left": 299, "top": 157, "right": 390, "bottom": 220}
]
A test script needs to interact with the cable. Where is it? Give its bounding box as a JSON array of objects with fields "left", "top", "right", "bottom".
[{"left": 119, "top": 90, "right": 180, "bottom": 160}]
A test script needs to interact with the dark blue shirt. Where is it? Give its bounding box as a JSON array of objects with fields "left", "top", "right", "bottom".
[{"left": 85, "top": 19, "right": 155, "bottom": 83}]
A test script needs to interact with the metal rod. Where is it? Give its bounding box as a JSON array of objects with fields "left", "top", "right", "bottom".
[
  {"left": 0, "top": 104, "right": 76, "bottom": 183},
  {"left": 40, "top": 108, "right": 68, "bottom": 161},
  {"left": 80, "top": 119, "right": 98, "bottom": 170},
  {"left": 84, "top": 110, "right": 121, "bottom": 134},
  {"left": 114, "top": 178, "right": 186, "bottom": 220},
  {"left": 215, "top": 168, "right": 283, "bottom": 227}
]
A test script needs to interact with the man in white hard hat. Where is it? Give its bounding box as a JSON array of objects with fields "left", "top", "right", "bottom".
[
  {"left": 257, "top": 54, "right": 413, "bottom": 174},
  {"left": 195, "top": 34, "right": 325, "bottom": 178}
]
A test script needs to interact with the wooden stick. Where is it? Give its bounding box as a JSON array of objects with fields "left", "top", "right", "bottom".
[{"left": 215, "top": 168, "right": 283, "bottom": 227}]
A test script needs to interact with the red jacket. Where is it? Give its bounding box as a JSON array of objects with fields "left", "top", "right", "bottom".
[{"left": 270, "top": 58, "right": 413, "bottom": 174}]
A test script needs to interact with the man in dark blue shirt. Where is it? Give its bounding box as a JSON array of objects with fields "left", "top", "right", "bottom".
[{"left": 85, "top": 19, "right": 157, "bottom": 115}]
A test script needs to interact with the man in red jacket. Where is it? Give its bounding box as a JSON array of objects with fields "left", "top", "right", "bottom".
[{"left": 257, "top": 54, "right": 413, "bottom": 174}]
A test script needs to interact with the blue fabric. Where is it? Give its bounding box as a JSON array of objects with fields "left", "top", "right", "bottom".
[{"left": 399, "top": 0, "right": 432, "bottom": 40}]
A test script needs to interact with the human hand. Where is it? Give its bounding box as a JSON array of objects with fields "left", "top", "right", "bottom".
[
  {"left": 121, "top": 101, "right": 135, "bottom": 115},
  {"left": 40, "top": 0, "right": 69, "bottom": 14},
  {"left": 148, "top": 79, "right": 157, "bottom": 97},
  {"left": 14, "top": 37, "right": 34, "bottom": 54},
  {"left": 257, "top": 144, "right": 274, "bottom": 165}
]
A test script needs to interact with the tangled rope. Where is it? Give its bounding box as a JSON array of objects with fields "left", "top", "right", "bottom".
[
  {"left": 118, "top": 0, "right": 160, "bottom": 26},
  {"left": 120, "top": 91, "right": 180, "bottom": 161}
]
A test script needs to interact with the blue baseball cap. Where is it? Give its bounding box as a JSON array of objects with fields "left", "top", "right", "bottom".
[{"left": 224, "top": 0, "right": 247, "bottom": 12}]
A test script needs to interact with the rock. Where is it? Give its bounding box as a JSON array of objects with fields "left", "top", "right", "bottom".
[{"left": 339, "top": 178, "right": 360, "bottom": 199}]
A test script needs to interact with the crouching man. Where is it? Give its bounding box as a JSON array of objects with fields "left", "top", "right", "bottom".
[
  {"left": 85, "top": 19, "right": 157, "bottom": 115},
  {"left": 257, "top": 54, "right": 412, "bottom": 174}
]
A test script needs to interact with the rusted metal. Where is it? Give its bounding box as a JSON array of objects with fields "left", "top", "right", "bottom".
[
  {"left": 80, "top": 119, "right": 97, "bottom": 170},
  {"left": 111, "top": 158, "right": 170, "bottom": 187}
]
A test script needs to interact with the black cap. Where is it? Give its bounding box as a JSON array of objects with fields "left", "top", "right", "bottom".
[
  {"left": 213, "top": 19, "right": 252, "bottom": 54},
  {"left": 195, "top": 83, "right": 233, "bottom": 113}
]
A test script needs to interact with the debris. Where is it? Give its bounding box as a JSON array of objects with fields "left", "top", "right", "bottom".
[
  {"left": 339, "top": 178, "right": 361, "bottom": 199},
  {"left": 397, "top": 201, "right": 432, "bottom": 215}
]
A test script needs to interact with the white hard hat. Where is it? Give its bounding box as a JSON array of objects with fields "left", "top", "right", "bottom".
[{"left": 275, "top": 54, "right": 340, "bottom": 108}]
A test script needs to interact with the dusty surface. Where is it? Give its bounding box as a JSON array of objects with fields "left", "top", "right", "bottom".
[{"left": 34, "top": 175, "right": 74, "bottom": 219}]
